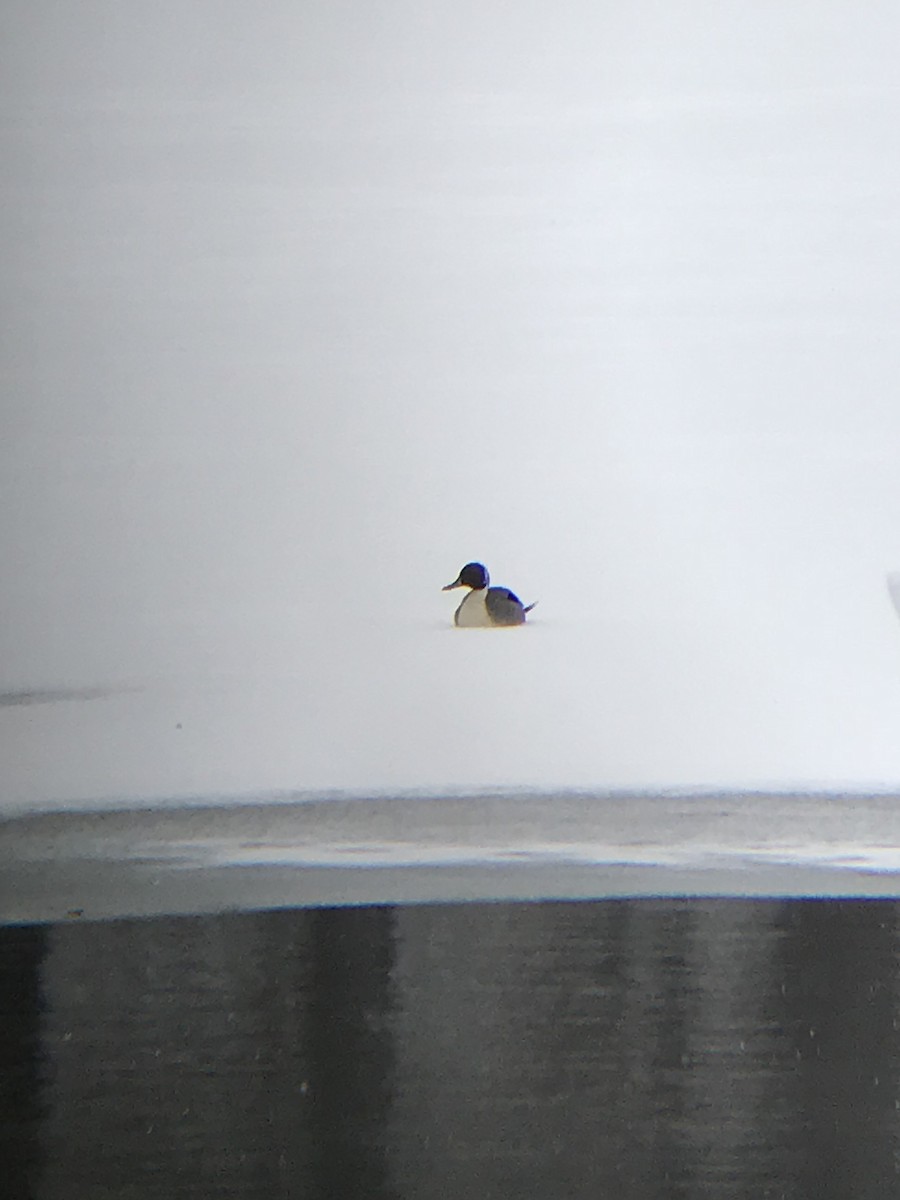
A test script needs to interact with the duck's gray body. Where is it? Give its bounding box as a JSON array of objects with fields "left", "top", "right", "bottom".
[{"left": 442, "top": 562, "right": 533, "bottom": 627}]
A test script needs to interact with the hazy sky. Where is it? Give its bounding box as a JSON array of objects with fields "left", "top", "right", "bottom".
[{"left": 4, "top": 2, "right": 900, "bottom": 809}]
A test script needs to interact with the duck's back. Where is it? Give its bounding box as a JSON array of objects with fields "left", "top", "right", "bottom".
[{"left": 485, "top": 586, "right": 528, "bottom": 626}]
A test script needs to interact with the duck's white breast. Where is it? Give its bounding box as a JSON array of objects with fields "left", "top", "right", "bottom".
[{"left": 454, "top": 589, "right": 494, "bottom": 627}]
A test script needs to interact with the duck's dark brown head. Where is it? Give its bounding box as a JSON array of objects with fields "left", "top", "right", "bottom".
[{"left": 442, "top": 562, "right": 489, "bottom": 591}]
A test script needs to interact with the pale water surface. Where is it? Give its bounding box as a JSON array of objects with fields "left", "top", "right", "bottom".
[{"left": 5, "top": 3, "right": 900, "bottom": 805}]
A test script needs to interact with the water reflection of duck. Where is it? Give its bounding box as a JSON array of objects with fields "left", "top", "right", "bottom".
[{"left": 442, "top": 562, "right": 535, "bottom": 627}]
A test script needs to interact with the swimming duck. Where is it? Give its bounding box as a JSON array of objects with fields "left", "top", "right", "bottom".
[{"left": 442, "top": 562, "right": 534, "bottom": 627}]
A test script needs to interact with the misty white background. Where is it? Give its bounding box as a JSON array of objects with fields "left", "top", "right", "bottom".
[{"left": 4, "top": 2, "right": 900, "bottom": 811}]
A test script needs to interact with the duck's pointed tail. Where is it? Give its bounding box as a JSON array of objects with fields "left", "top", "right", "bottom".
[{"left": 523, "top": 601, "right": 537, "bottom": 614}]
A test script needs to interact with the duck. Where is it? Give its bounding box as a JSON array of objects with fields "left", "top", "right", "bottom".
[{"left": 442, "top": 562, "right": 535, "bottom": 627}]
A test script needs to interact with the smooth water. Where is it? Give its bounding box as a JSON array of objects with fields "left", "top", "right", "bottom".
[
  {"left": 3, "top": 898, "right": 899, "bottom": 1199},
  {"left": 6, "top": 4, "right": 900, "bottom": 796}
]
